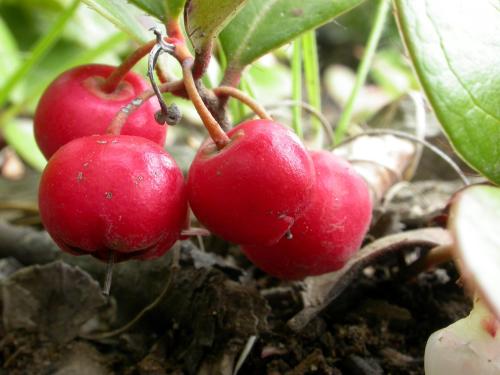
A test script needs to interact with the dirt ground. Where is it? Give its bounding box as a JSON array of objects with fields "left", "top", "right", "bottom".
[{"left": 0, "top": 188, "right": 469, "bottom": 375}]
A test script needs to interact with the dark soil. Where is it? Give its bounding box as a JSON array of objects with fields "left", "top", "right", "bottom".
[
  {"left": 0, "top": 244, "right": 469, "bottom": 375},
  {"left": 0, "top": 174, "right": 470, "bottom": 375}
]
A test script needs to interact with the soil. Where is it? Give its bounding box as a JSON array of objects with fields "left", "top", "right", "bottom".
[
  {"left": 0, "top": 237, "right": 469, "bottom": 375},
  {"left": 0, "top": 163, "right": 470, "bottom": 375}
]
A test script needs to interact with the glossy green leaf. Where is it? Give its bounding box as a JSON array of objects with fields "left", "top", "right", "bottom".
[
  {"left": 127, "top": 0, "right": 166, "bottom": 19},
  {"left": 450, "top": 185, "right": 500, "bottom": 319},
  {"left": 81, "top": 0, "right": 149, "bottom": 42},
  {"left": 185, "top": 0, "right": 247, "bottom": 55},
  {"left": 129, "top": 0, "right": 187, "bottom": 21},
  {"left": 220, "top": 0, "right": 365, "bottom": 71},
  {"left": 394, "top": 0, "right": 500, "bottom": 184},
  {"left": 3, "top": 119, "right": 47, "bottom": 171}
]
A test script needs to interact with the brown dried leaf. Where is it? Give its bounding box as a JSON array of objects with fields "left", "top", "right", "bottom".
[
  {"left": 2, "top": 261, "right": 106, "bottom": 343},
  {"left": 288, "top": 228, "right": 452, "bottom": 331}
]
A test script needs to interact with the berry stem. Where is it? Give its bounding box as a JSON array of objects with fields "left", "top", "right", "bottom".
[
  {"left": 100, "top": 40, "right": 156, "bottom": 93},
  {"left": 213, "top": 86, "right": 272, "bottom": 120},
  {"left": 155, "top": 64, "right": 168, "bottom": 83},
  {"left": 106, "top": 80, "right": 183, "bottom": 135},
  {"left": 102, "top": 251, "right": 115, "bottom": 296},
  {"left": 80, "top": 248, "right": 180, "bottom": 340},
  {"left": 182, "top": 58, "right": 230, "bottom": 149},
  {"left": 166, "top": 19, "right": 185, "bottom": 43}
]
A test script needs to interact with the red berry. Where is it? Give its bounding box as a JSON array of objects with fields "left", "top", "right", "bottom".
[
  {"left": 34, "top": 64, "right": 166, "bottom": 159},
  {"left": 187, "top": 119, "right": 315, "bottom": 246},
  {"left": 242, "top": 151, "right": 372, "bottom": 279},
  {"left": 38, "top": 134, "right": 187, "bottom": 261}
]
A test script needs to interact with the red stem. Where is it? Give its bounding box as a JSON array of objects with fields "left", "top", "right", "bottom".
[
  {"left": 213, "top": 86, "right": 271, "bottom": 120},
  {"left": 106, "top": 80, "right": 183, "bottom": 135},
  {"left": 100, "top": 40, "right": 156, "bottom": 93},
  {"left": 192, "top": 40, "right": 213, "bottom": 79},
  {"left": 155, "top": 64, "right": 169, "bottom": 84},
  {"left": 166, "top": 18, "right": 185, "bottom": 43},
  {"left": 181, "top": 58, "right": 230, "bottom": 149}
]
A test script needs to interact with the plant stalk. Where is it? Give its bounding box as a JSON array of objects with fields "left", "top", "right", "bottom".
[
  {"left": 333, "top": 0, "right": 391, "bottom": 144},
  {"left": 100, "top": 39, "right": 156, "bottom": 93},
  {"left": 213, "top": 86, "right": 272, "bottom": 120},
  {"left": 292, "top": 38, "right": 303, "bottom": 138},
  {"left": 182, "top": 59, "right": 230, "bottom": 149}
]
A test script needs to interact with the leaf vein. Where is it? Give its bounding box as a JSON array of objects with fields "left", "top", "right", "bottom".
[
  {"left": 424, "top": 0, "right": 499, "bottom": 122},
  {"left": 231, "top": 0, "right": 280, "bottom": 65}
]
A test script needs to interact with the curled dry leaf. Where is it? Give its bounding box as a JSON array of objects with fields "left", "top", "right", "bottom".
[
  {"left": 287, "top": 227, "right": 452, "bottom": 332},
  {"left": 449, "top": 185, "right": 500, "bottom": 319},
  {"left": 333, "top": 133, "right": 417, "bottom": 204},
  {"left": 1, "top": 261, "right": 106, "bottom": 343}
]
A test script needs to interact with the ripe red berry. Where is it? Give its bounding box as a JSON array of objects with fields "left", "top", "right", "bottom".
[
  {"left": 242, "top": 151, "right": 372, "bottom": 280},
  {"left": 38, "top": 134, "right": 187, "bottom": 261},
  {"left": 34, "top": 64, "right": 166, "bottom": 159},
  {"left": 187, "top": 119, "right": 315, "bottom": 246}
]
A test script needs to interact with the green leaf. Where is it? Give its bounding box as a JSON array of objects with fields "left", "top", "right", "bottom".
[
  {"left": 220, "top": 0, "right": 365, "bottom": 71},
  {"left": 394, "top": 0, "right": 500, "bottom": 184},
  {"left": 165, "top": 0, "right": 186, "bottom": 20},
  {"left": 449, "top": 185, "right": 500, "bottom": 319},
  {"left": 185, "top": 0, "right": 248, "bottom": 55},
  {"left": 0, "top": 17, "right": 20, "bottom": 88},
  {"left": 3, "top": 119, "right": 47, "bottom": 171},
  {"left": 127, "top": 0, "right": 165, "bottom": 20},
  {"left": 81, "top": 0, "right": 149, "bottom": 42},
  {"left": 128, "top": 0, "right": 187, "bottom": 21},
  {"left": 0, "top": 0, "right": 79, "bottom": 107}
]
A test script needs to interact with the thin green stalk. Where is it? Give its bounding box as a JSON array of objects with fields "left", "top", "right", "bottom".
[
  {"left": 0, "top": 0, "right": 80, "bottom": 107},
  {"left": 333, "top": 0, "right": 391, "bottom": 145},
  {"left": 240, "top": 76, "right": 256, "bottom": 100},
  {"left": 0, "top": 33, "right": 127, "bottom": 131},
  {"left": 235, "top": 81, "right": 246, "bottom": 120},
  {"left": 302, "top": 30, "right": 322, "bottom": 141},
  {"left": 291, "top": 38, "right": 303, "bottom": 138},
  {"left": 217, "top": 38, "right": 228, "bottom": 72}
]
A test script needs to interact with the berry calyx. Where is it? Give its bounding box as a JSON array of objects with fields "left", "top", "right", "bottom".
[
  {"left": 38, "top": 134, "right": 187, "bottom": 261},
  {"left": 34, "top": 64, "right": 166, "bottom": 159},
  {"left": 187, "top": 119, "right": 315, "bottom": 246},
  {"left": 242, "top": 151, "right": 372, "bottom": 280}
]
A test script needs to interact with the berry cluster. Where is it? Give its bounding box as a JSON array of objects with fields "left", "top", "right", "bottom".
[{"left": 35, "top": 38, "right": 372, "bottom": 281}]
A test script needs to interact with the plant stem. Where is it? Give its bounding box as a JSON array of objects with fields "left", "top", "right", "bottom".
[
  {"left": 182, "top": 58, "right": 230, "bottom": 149},
  {"left": 166, "top": 18, "right": 185, "bottom": 42},
  {"left": 83, "top": 249, "right": 179, "bottom": 340},
  {"left": 155, "top": 64, "right": 169, "bottom": 83},
  {"left": 100, "top": 39, "right": 156, "bottom": 93},
  {"left": 302, "top": 30, "right": 322, "bottom": 141},
  {"left": 102, "top": 251, "right": 115, "bottom": 296},
  {"left": 213, "top": 86, "right": 272, "bottom": 120},
  {"left": 292, "top": 38, "right": 303, "bottom": 138},
  {"left": 0, "top": 0, "right": 79, "bottom": 107},
  {"left": 333, "top": 0, "right": 391, "bottom": 145},
  {"left": 333, "top": 129, "right": 470, "bottom": 185},
  {"left": 106, "top": 80, "right": 183, "bottom": 135},
  {"left": 265, "top": 100, "right": 334, "bottom": 142}
]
